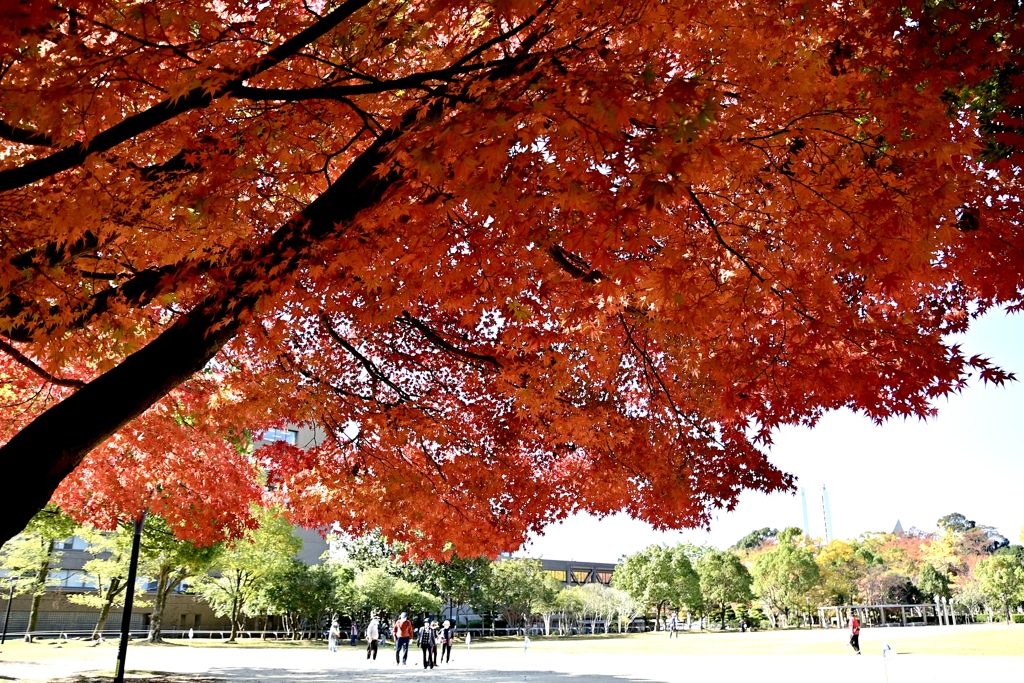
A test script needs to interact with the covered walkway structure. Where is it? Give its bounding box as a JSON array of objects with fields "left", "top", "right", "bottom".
[{"left": 820, "top": 599, "right": 960, "bottom": 628}]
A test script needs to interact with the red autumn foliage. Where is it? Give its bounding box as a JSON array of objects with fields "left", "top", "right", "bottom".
[{"left": 0, "top": 0, "right": 1021, "bottom": 553}]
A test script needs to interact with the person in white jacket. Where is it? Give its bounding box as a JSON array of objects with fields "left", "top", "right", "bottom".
[
  {"left": 365, "top": 616, "right": 381, "bottom": 661},
  {"left": 328, "top": 620, "right": 340, "bottom": 652}
]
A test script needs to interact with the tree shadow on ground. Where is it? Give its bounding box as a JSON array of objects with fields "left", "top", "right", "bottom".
[
  {"left": 213, "top": 668, "right": 655, "bottom": 683},
  {"left": 52, "top": 667, "right": 659, "bottom": 683}
]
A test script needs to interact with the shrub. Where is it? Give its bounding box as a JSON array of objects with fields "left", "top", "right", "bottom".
[{"left": 1012, "top": 614, "right": 1024, "bottom": 624}]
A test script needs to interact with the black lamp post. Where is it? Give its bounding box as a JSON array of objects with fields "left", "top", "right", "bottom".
[
  {"left": 1, "top": 576, "right": 18, "bottom": 645},
  {"left": 114, "top": 511, "right": 146, "bottom": 683}
]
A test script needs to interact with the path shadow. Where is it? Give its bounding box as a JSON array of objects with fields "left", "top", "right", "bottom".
[{"left": 206, "top": 666, "right": 655, "bottom": 683}]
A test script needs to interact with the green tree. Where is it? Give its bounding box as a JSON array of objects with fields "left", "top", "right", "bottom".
[
  {"left": 609, "top": 586, "right": 645, "bottom": 633},
  {"left": 937, "top": 513, "right": 976, "bottom": 534},
  {"left": 917, "top": 564, "right": 951, "bottom": 601},
  {"left": 193, "top": 507, "right": 302, "bottom": 642},
  {"left": 139, "top": 516, "right": 221, "bottom": 642},
  {"left": 975, "top": 554, "right": 1024, "bottom": 623},
  {"left": 580, "top": 583, "right": 620, "bottom": 634},
  {"left": 65, "top": 522, "right": 142, "bottom": 640},
  {"left": 353, "top": 567, "right": 441, "bottom": 625},
  {"left": 265, "top": 560, "right": 352, "bottom": 639},
  {"left": 0, "top": 505, "right": 78, "bottom": 641},
  {"left": 535, "top": 574, "right": 565, "bottom": 636},
  {"left": 732, "top": 528, "right": 778, "bottom": 552},
  {"left": 482, "top": 559, "right": 549, "bottom": 632},
  {"left": 554, "top": 585, "right": 586, "bottom": 635},
  {"left": 751, "top": 536, "right": 820, "bottom": 628},
  {"left": 811, "top": 539, "right": 866, "bottom": 607},
  {"left": 337, "top": 530, "right": 404, "bottom": 575},
  {"left": 400, "top": 554, "right": 492, "bottom": 623},
  {"left": 696, "top": 549, "right": 752, "bottom": 630},
  {"left": 611, "top": 545, "right": 700, "bottom": 630}
]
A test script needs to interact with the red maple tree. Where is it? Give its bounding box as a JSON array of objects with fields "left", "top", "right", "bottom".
[{"left": 0, "top": 0, "right": 1021, "bottom": 552}]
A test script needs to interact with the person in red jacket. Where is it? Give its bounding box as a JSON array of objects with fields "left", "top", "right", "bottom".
[
  {"left": 393, "top": 612, "right": 413, "bottom": 665},
  {"left": 849, "top": 613, "right": 861, "bottom": 654}
]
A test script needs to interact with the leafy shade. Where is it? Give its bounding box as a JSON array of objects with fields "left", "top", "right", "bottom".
[{"left": 0, "top": 0, "right": 1022, "bottom": 553}]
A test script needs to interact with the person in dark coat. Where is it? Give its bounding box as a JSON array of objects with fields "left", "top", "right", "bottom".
[{"left": 417, "top": 619, "right": 437, "bottom": 669}]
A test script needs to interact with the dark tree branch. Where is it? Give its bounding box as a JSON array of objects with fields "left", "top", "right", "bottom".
[
  {"left": 0, "top": 0, "right": 373, "bottom": 193},
  {"left": 547, "top": 244, "right": 604, "bottom": 283},
  {"left": 618, "top": 313, "right": 718, "bottom": 445},
  {"left": 397, "top": 311, "right": 503, "bottom": 371},
  {"left": 0, "top": 120, "right": 56, "bottom": 147},
  {"left": 685, "top": 186, "right": 766, "bottom": 283},
  {"left": 319, "top": 312, "right": 414, "bottom": 403},
  {"left": 229, "top": 54, "right": 539, "bottom": 102},
  {"left": 0, "top": 96, "right": 414, "bottom": 546},
  {"left": 0, "top": 337, "right": 87, "bottom": 389},
  {"left": 686, "top": 186, "right": 820, "bottom": 324}
]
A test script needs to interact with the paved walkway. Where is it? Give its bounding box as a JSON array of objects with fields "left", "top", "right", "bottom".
[{"left": 2, "top": 629, "right": 1022, "bottom": 683}]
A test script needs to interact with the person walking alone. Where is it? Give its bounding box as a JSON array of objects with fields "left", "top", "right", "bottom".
[
  {"left": 668, "top": 613, "right": 679, "bottom": 638},
  {"left": 394, "top": 612, "right": 413, "bottom": 665},
  {"left": 328, "top": 620, "right": 340, "bottom": 652},
  {"left": 849, "top": 612, "right": 861, "bottom": 654},
  {"left": 366, "top": 616, "right": 380, "bottom": 661}
]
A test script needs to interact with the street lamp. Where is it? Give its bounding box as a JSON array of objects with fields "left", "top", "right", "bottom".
[{"left": 1, "top": 575, "right": 18, "bottom": 645}]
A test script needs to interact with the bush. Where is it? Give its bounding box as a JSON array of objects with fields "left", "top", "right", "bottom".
[{"left": 1012, "top": 614, "right": 1024, "bottom": 624}]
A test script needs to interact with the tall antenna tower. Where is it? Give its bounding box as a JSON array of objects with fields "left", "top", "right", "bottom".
[
  {"left": 800, "top": 487, "right": 810, "bottom": 537},
  {"left": 821, "top": 484, "right": 833, "bottom": 542}
]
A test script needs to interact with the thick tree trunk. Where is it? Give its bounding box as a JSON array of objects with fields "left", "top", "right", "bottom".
[
  {"left": 0, "top": 118, "right": 407, "bottom": 548},
  {"left": 91, "top": 577, "right": 123, "bottom": 640},
  {"left": 721, "top": 603, "right": 726, "bottom": 630},
  {"left": 229, "top": 593, "right": 240, "bottom": 643},
  {"left": 148, "top": 567, "right": 171, "bottom": 643},
  {"left": 24, "top": 540, "right": 54, "bottom": 642}
]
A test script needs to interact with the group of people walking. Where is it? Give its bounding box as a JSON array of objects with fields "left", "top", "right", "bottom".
[
  {"left": 331, "top": 612, "right": 456, "bottom": 669},
  {"left": 391, "top": 612, "right": 455, "bottom": 669}
]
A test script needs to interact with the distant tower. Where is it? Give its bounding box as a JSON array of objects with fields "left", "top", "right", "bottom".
[
  {"left": 801, "top": 487, "right": 810, "bottom": 536},
  {"left": 821, "top": 484, "right": 833, "bottom": 543}
]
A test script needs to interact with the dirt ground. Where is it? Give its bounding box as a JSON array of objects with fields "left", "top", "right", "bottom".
[{"left": 2, "top": 624, "right": 1022, "bottom": 683}]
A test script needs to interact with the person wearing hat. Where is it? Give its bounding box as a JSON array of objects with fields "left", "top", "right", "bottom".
[
  {"left": 393, "top": 612, "right": 413, "bottom": 665},
  {"left": 438, "top": 619, "right": 455, "bottom": 664},
  {"left": 417, "top": 618, "right": 437, "bottom": 669}
]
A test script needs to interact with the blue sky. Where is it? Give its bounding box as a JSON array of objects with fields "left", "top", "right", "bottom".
[{"left": 520, "top": 310, "right": 1024, "bottom": 564}]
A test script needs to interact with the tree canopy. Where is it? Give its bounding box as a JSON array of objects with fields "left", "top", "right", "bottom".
[{"left": 1, "top": 0, "right": 1022, "bottom": 553}]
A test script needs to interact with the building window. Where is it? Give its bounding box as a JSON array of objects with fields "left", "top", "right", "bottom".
[
  {"left": 263, "top": 428, "right": 298, "bottom": 445},
  {"left": 570, "top": 569, "right": 591, "bottom": 584},
  {"left": 60, "top": 536, "right": 88, "bottom": 550},
  {"left": 594, "top": 571, "right": 613, "bottom": 584},
  {"left": 48, "top": 569, "right": 96, "bottom": 589},
  {"left": 544, "top": 570, "right": 567, "bottom": 582}
]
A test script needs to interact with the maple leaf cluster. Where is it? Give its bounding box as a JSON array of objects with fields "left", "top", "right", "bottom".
[{"left": 0, "top": 0, "right": 1021, "bottom": 553}]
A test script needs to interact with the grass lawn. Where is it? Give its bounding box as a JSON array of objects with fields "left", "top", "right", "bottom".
[{"left": 444, "top": 624, "right": 1024, "bottom": 656}]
